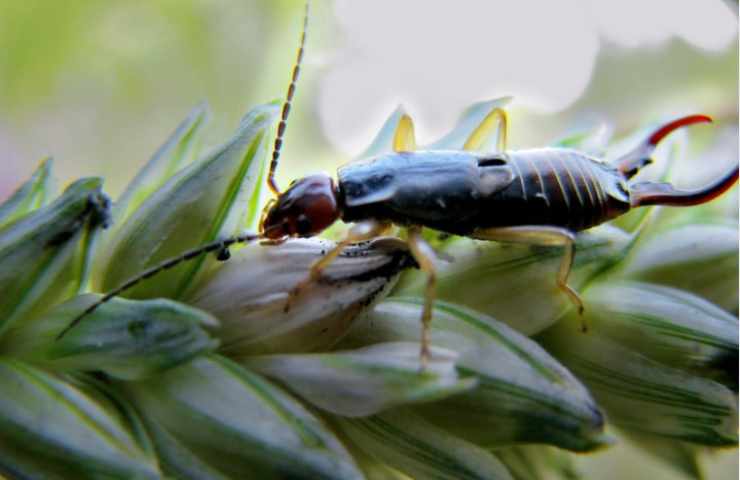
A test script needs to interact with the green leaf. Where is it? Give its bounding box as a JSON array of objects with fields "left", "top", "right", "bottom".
[
  {"left": 622, "top": 224, "right": 739, "bottom": 312},
  {"left": 1, "top": 295, "right": 218, "bottom": 380},
  {"left": 336, "top": 409, "right": 514, "bottom": 480},
  {"left": 427, "top": 97, "right": 512, "bottom": 151},
  {"left": 128, "top": 355, "right": 364, "bottom": 480},
  {"left": 541, "top": 330, "right": 738, "bottom": 447},
  {"left": 0, "top": 359, "right": 160, "bottom": 479},
  {"left": 0, "top": 156, "right": 55, "bottom": 227},
  {"left": 99, "top": 102, "right": 278, "bottom": 300},
  {"left": 343, "top": 299, "right": 608, "bottom": 451},
  {"left": 244, "top": 342, "right": 476, "bottom": 417},
  {"left": 397, "top": 224, "right": 632, "bottom": 335},
  {"left": 0, "top": 177, "right": 110, "bottom": 334}
]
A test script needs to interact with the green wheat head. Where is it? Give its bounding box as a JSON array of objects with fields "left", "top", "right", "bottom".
[{"left": 0, "top": 99, "right": 736, "bottom": 479}]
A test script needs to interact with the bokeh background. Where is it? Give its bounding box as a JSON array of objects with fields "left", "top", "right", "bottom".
[{"left": 0, "top": 0, "right": 737, "bottom": 478}]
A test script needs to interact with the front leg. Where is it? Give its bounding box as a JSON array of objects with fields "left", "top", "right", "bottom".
[
  {"left": 285, "top": 219, "right": 391, "bottom": 311},
  {"left": 406, "top": 226, "right": 438, "bottom": 370},
  {"left": 472, "top": 225, "right": 587, "bottom": 331}
]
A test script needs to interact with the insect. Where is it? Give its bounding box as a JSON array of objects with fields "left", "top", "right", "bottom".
[{"left": 60, "top": 4, "right": 739, "bottom": 369}]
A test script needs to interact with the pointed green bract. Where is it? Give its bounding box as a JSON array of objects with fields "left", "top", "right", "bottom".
[
  {"left": 336, "top": 409, "right": 514, "bottom": 480},
  {"left": 1, "top": 295, "right": 218, "bottom": 380},
  {"left": 622, "top": 431, "right": 705, "bottom": 480},
  {"left": 542, "top": 330, "right": 738, "bottom": 447},
  {"left": 136, "top": 415, "right": 233, "bottom": 480},
  {"left": 0, "top": 157, "right": 55, "bottom": 228},
  {"left": 493, "top": 445, "right": 583, "bottom": 480},
  {"left": 244, "top": 342, "right": 476, "bottom": 417},
  {"left": 114, "top": 102, "right": 209, "bottom": 226},
  {"left": 622, "top": 224, "right": 739, "bottom": 311},
  {"left": 128, "top": 355, "right": 364, "bottom": 480},
  {"left": 99, "top": 102, "right": 278, "bottom": 300},
  {"left": 570, "top": 281, "right": 737, "bottom": 390},
  {"left": 0, "top": 177, "right": 110, "bottom": 334},
  {"left": 92, "top": 103, "right": 209, "bottom": 296},
  {"left": 0, "top": 359, "right": 160, "bottom": 479},
  {"left": 343, "top": 299, "right": 607, "bottom": 451},
  {"left": 398, "top": 224, "right": 632, "bottom": 335}
]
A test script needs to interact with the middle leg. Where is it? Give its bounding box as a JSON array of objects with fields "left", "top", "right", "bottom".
[
  {"left": 472, "top": 225, "right": 588, "bottom": 330},
  {"left": 406, "top": 226, "right": 439, "bottom": 369}
]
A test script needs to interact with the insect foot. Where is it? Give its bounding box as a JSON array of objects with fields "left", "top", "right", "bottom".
[{"left": 188, "top": 236, "right": 416, "bottom": 356}]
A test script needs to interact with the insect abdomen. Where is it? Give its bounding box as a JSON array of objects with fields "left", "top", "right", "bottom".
[{"left": 480, "top": 149, "right": 626, "bottom": 231}]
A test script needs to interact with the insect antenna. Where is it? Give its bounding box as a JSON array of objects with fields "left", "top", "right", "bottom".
[
  {"left": 267, "top": 1, "right": 310, "bottom": 196},
  {"left": 56, "top": 230, "right": 267, "bottom": 340}
]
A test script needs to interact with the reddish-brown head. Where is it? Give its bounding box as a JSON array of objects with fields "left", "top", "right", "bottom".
[{"left": 261, "top": 173, "right": 341, "bottom": 239}]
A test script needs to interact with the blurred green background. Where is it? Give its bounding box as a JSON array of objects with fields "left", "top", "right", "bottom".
[{"left": 0, "top": 1, "right": 737, "bottom": 478}]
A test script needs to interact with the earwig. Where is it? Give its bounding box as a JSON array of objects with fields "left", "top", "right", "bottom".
[{"left": 60, "top": 3, "right": 739, "bottom": 371}]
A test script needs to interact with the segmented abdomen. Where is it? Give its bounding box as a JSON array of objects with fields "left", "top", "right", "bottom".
[{"left": 494, "top": 149, "right": 611, "bottom": 230}]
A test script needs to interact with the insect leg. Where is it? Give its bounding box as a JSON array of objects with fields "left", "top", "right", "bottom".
[
  {"left": 406, "top": 226, "right": 438, "bottom": 370},
  {"left": 463, "top": 106, "right": 508, "bottom": 152},
  {"left": 472, "top": 225, "right": 587, "bottom": 330},
  {"left": 392, "top": 113, "right": 417, "bottom": 152},
  {"left": 284, "top": 219, "right": 392, "bottom": 311}
]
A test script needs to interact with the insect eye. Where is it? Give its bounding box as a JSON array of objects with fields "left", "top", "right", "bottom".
[{"left": 296, "top": 214, "right": 312, "bottom": 234}]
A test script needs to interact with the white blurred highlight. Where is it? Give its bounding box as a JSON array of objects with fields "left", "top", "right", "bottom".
[{"left": 318, "top": 0, "right": 736, "bottom": 154}]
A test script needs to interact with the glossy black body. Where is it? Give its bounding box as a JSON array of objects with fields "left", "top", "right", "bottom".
[{"left": 337, "top": 149, "right": 632, "bottom": 235}]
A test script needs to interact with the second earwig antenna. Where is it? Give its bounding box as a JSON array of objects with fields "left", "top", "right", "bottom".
[{"left": 267, "top": 1, "right": 310, "bottom": 195}]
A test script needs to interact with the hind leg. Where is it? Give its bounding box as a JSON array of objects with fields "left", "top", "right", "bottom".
[
  {"left": 463, "top": 107, "right": 508, "bottom": 152},
  {"left": 472, "top": 225, "right": 587, "bottom": 331},
  {"left": 406, "top": 226, "right": 439, "bottom": 369}
]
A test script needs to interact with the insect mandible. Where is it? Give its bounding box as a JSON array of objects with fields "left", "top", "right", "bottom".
[{"left": 60, "top": 4, "right": 740, "bottom": 369}]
